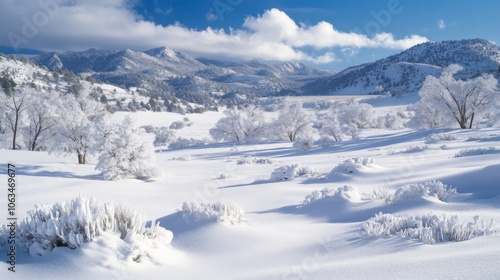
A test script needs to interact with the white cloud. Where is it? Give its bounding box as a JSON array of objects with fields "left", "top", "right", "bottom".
[
  {"left": 206, "top": 10, "right": 218, "bottom": 21},
  {"left": 0, "top": 1, "right": 428, "bottom": 64},
  {"left": 438, "top": 19, "right": 446, "bottom": 29}
]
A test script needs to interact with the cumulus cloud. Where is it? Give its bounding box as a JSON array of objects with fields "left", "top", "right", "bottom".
[
  {"left": 438, "top": 19, "right": 446, "bottom": 29},
  {"left": 0, "top": 1, "right": 428, "bottom": 64}
]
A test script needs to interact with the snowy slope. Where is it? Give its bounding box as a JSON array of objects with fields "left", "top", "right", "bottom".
[
  {"left": 304, "top": 38, "right": 500, "bottom": 95},
  {"left": 1, "top": 96, "right": 499, "bottom": 279}
]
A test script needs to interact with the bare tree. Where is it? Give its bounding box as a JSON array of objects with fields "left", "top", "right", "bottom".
[
  {"left": 414, "top": 64, "right": 498, "bottom": 129},
  {"left": 209, "top": 106, "right": 266, "bottom": 143},
  {"left": 24, "top": 91, "right": 59, "bottom": 151},
  {"left": 1, "top": 87, "right": 31, "bottom": 150},
  {"left": 275, "top": 100, "right": 313, "bottom": 142}
]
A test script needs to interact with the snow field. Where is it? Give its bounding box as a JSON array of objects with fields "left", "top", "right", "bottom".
[{"left": 0, "top": 95, "right": 499, "bottom": 279}]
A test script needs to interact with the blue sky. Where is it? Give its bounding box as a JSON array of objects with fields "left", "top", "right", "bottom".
[{"left": 1, "top": 0, "right": 499, "bottom": 70}]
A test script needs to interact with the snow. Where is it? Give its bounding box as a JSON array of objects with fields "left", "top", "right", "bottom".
[{"left": 1, "top": 95, "right": 500, "bottom": 279}]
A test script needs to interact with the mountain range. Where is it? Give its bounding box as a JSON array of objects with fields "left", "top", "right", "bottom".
[
  {"left": 2, "top": 39, "right": 500, "bottom": 108},
  {"left": 303, "top": 39, "right": 500, "bottom": 96},
  {"left": 33, "top": 47, "right": 334, "bottom": 105}
]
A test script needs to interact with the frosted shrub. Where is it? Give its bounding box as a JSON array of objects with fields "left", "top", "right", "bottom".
[
  {"left": 388, "top": 180, "right": 457, "bottom": 204},
  {"left": 425, "top": 133, "right": 463, "bottom": 143},
  {"left": 330, "top": 157, "right": 375, "bottom": 175},
  {"left": 236, "top": 156, "right": 275, "bottom": 165},
  {"left": 363, "top": 187, "right": 392, "bottom": 201},
  {"left": 403, "top": 143, "right": 429, "bottom": 153},
  {"left": 217, "top": 172, "right": 235, "bottom": 179},
  {"left": 318, "top": 135, "right": 337, "bottom": 148},
  {"left": 302, "top": 185, "right": 361, "bottom": 205},
  {"left": 180, "top": 201, "right": 245, "bottom": 225},
  {"left": 11, "top": 197, "right": 172, "bottom": 256},
  {"left": 169, "top": 120, "right": 186, "bottom": 130},
  {"left": 271, "top": 164, "right": 320, "bottom": 181},
  {"left": 168, "top": 137, "right": 207, "bottom": 149},
  {"left": 374, "top": 114, "right": 404, "bottom": 129},
  {"left": 168, "top": 155, "right": 191, "bottom": 161},
  {"left": 363, "top": 213, "right": 496, "bottom": 244},
  {"left": 293, "top": 136, "right": 315, "bottom": 151},
  {"left": 454, "top": 146, "right": 500, "bottom": 157}
]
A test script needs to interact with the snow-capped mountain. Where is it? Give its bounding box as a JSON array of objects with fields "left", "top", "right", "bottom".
[
  {"left": 303, "top": 39, "right": 500, "bottom": 96},
  {"left": 32, "top": 48, "right": 335, "bottom": 104}
]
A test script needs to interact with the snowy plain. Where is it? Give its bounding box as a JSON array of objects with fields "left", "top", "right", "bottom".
[{"left": 1, "top": 95, "right": 499, "bottom": 280}]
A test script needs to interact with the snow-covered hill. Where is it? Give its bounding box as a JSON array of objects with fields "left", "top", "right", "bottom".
[
  {"left": 304, "top": 39, "right": 500, "bottom": 95},
  {"left": 32, "top": 48, "right": 335, "bottom": 104}
]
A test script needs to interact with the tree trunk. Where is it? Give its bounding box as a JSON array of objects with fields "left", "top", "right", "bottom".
[
  {"left": 468, "top": 113, "right": 475, "bottom": 129},
  {"left": 78, "top": 154, "right": 84, "bottom": 164}
]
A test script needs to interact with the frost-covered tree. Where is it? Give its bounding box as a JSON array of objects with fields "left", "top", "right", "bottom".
[
  {"left": 316, "top": 103, "right": 360, "bottom": 143},
  {"left": 337, "top": 100, "right": 374, "bottom": 129},
  {"left": 51, "top": 91, "right": 108, "bottom": 164},
  {"left": 96, "top": 116, "right": 161, "bottom": 181},
  {"left": 0, "top": 86, "right": 31, "bottom": 150},
  {"left": 274, "top": 100, "right": 313, "bottom": 142},
  {"left": 209, "top": 106, "right": 266, "bottom": 143},
  {"left": 23, "top": 90, "right": 59, "bottom": 151},
  {"left": 411, "top": 64, "right": 498, "bottom": 129}
]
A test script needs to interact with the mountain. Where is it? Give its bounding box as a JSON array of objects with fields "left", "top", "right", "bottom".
[
  {"left": 32, "top": 48, "right": 335, "bottom": 105},
  {"left": 303, "top": 39, "right": 500, "bottom": 96}
]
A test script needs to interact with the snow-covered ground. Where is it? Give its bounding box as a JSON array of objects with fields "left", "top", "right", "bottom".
[{"left": 1, "top": 96, "right": 499, "bottom": 279}]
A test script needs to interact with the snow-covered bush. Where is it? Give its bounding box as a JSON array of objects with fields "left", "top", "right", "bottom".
[
  {"left": 10, "top": 197, "right": 173, "bottom": 256},
  {"left": 270, "top": 164, "right": 321, "bottom": 181},
  {"left": 236, "top": 156, "right": 275, "bottom": 165},
  {"left": 293, "top": 136, "right": 315, "bottom": 151},
  {"left": 388, "top": 180, "right": 457, "bottom": 204},
  {"left": 217, "top": 172, "right": 235, "bottom": 179},
  {"left": 363, "top": 187, "right": 392, "bottom": 201},
  {"left": 403, "top": 143, "right": 429, "bottom": 153},
  {"left": 330, "top": 157, "right": 375, "bottom": 175},
  {"left": 142, "top": 126, "right": 176, "bottom": 147},
  {"left": 425, "top": 133, "right": 463, "bottom": 143},
  {"left": 167, "top": 155, "right": 191, "bottom": 161},
  {"left": 302, "top": 185, "right": 361, "bottom": 205},
  {"left": 374, "top": 114, "right": 404, "bottom": 129},
  {"left": 454, "top": 146, "right": 500, "bottom": 157},
  {"left": 96, "top": 116, "right": 161, "bottom": 181},
  {"left": 169, "top": 120, "right": 186, "bottom": 130},
  {"left": 168, "top": 137, "right": 208, "bottom": 149},
  {"left": 180, "top": 201, "right": 245, "bottom": 225},
  {"left": 317, "top": 135, "right": 338, "bottom": 148},
  {"left": 362, "top": 212, "right": 496, "bottom": 244}
]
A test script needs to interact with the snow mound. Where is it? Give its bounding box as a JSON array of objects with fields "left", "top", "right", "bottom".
[
  {"left": 180, "top": 201, "right": 245, "bottom": 225},
  {"left": 302, "top": 185, "right": 362, "bottom": 206},
  {"left": 330, "top": 157, "right": 376, "bottom": 175},
  {"left": 363, "top": 213, "right": 496, "bottom": 244},
  {"left": 454, "top": 146, "right": 500, "bottom": 157},
  {"left": 236, "top": 156, "right": 276, "bottom": 165},
  {"left": 0, "top": 197, "right": 172, "bottom": 260},
  {"left": 388, "top": 180, "right": 457, "bottom": 204},
  {"left": 270, "top": 164, "right": 321, "bottom": 181}
]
